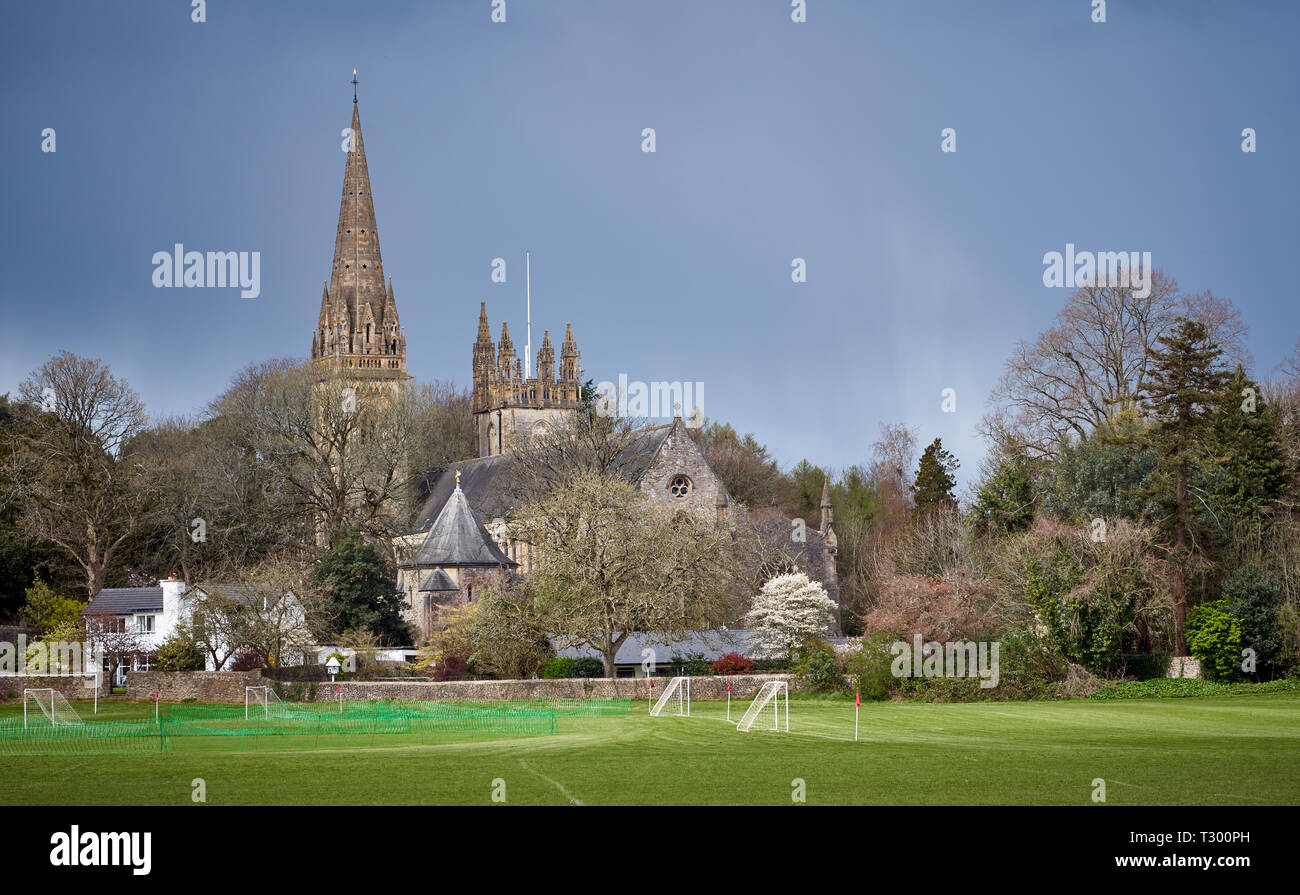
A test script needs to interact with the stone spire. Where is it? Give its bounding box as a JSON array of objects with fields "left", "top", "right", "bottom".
[
  {"left": 536, "top": 329, "right": 555, "bottom": 381},
  {"left": 312, "top": 89, "right": 405, "bottom": 378},
  {"left": 820, "top": 475, "right": 837, "bottom": 547},
  {"left": 560, "top": 322, "right": 580, "bottom": 382},
  {"left": 498, "top": 321, "right": 516, "bottom": 377}
]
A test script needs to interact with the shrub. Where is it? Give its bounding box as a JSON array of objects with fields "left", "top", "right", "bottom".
[
  {"left": 433, "top": 653, "right": 470, "bottom": 681},
  {"left": 1187, "top": 600, "right": 1244, "bottom": 681},
  {"left": 567, "top": 657, "right": 605, "bottom": 678},
  {"left": 793, "top": 637, "right": 845, "bottom": 694},
  {"left": 994, "top": 626, "right": 1068, "bottom": 699},
  {"left": 230, "top": 651, "right": 262, "bottom": 671},
  {"left": 1090, "top": 678, "right": 1300, "bottom": 700},
  {"left": 1219, "top": 567, "right": 1283, "bottom": 679},
  {"left": 1001, "top": 518, "right": 1171, "bottom": 675},
  {"left": 152, "top": 632, "right": 205, "bottom": 672},
  {"left": 541, "top": 657, "right": 575, "bottom": 679},
  {"left": 842, "top": 632, "right": 897, "bottom": 701},
  {"left": 676, "top": 651, "right": 712, "bottom": 676},
  {"left": 711, "top": 652, "right": 755, "bottom": 675}
]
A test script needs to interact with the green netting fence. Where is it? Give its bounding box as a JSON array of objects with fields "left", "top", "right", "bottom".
[
  {"left": 493, "top": 698, "right": 633, "bottom": 717},
  {"left": 0, "top": 697, "right": 632, "bottom": 754},
  {"left": 0, "top": 717, "right": 169, "bottom": 756},
  {"left": 163, "top": 700, "right": 559, "bottom": 743}
]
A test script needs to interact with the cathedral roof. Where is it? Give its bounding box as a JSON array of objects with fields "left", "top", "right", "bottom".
[
  {"left": 414, "top": 423, "right": 675, "bottom": 529},
  {"left": 407, "top": 482, "right": 517, "bottom": 568},
  {"left": 416, "top": 568, "right": 460, "bottom": 593}
]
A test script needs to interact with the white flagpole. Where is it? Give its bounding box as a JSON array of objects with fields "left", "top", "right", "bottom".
[{"left": 525, "top": 250, "right": 531, "bottom": 380}]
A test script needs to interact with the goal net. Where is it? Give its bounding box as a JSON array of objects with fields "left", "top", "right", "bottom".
[
  {"left": 736, "top": 681, "right": 788, "bottom": 733},
  {"left": 24, "top": 688, "right": 85, "bottom": 728},
  {"left": 650, "top": 676, "right": 690, "bottom": 717},
  {"left": 246, "top": 685, "right": 292, "bottom": 720}
]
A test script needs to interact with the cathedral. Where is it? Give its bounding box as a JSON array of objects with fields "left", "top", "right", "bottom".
[
  {"left": 472, "top": 305, "right": 583, "bottom": 458},
  {"left": 309, "top": 92, "right": 838, "bottom": 644}
]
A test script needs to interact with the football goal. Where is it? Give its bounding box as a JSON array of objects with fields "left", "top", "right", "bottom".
[
  {"left": 736, "top": 681, "right": 788, "bottom": 733},
  {"left": 23, "top": 688, "right": 85, "bottom": 728},
  {"left": 649, "top": 676, "right": 690, "bottom": 717},
  {"left": 245, "top": 686, "right": 288, "bottom": 720},
  {"left": 3, "top": 672, "right": 99, "bottom": 714}
]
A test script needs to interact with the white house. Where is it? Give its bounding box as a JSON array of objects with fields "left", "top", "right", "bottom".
[{"left": 81, "top": 576, "right": 309, "bottom": 683}]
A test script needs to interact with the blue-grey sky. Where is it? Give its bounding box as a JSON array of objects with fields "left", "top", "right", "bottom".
[{"left": 3, "top": 0, "right": 1297, "bottom": 490}]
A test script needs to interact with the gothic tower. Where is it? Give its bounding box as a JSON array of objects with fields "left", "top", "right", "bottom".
[
  {"left": 472, "top": 303, "right": 583, "bottom": 457},
  {"left": 310, "top": 88, "right": 408, "bottom": 394}
]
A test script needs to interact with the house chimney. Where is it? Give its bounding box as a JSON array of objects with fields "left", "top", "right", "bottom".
[{"left": 160, "top": 576, "right": 187, "bottom": 638}]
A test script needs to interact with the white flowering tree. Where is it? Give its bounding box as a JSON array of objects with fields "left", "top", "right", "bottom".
[{"left": 745, "top": 572, "right": 836, "bottom": 660}]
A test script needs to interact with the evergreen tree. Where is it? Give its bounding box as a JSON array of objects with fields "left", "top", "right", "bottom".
[
  {"left": 786, "top": 459, "right": 829, "bottom": 526},
  {"left": 1142, "top": 318, "right": 1229, "bottom": 656},
  {"left": 910, "top": 438, "right": 959, "bottom": 517},
  {"left": 972, "top": 449, "right": 1036, "bottom": 535},
  {"left": 1206, "top": 366, "right": 1289, "bottom": 524},
  {"left": 310, "top": 529, "right": 410, "bottom": 645},
  {"left": 1040, "top": 413, "right": 1161, "bottom": 524}
]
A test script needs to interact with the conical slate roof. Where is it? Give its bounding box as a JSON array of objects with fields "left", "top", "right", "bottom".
[
  {"left": 417, "top": 569, "right": 460, "bottom": 593},
  {"left": 409, "top": 483, "right": 517, "bottom": 568}
]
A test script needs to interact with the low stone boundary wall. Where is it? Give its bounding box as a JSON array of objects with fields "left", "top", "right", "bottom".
[
  {"left": 0, "top": 675, "right": 101, "bottom": 702},
  {"left": 126, "top": 670, "right": 266, "bottom": 703},
  {"left": 124, "top": 670, "right": 798, "bottom": 704}
]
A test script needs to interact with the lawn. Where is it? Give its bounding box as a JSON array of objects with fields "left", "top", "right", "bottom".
[{"left": 1, "top": 693, "right": 1297, "bottom": 805}]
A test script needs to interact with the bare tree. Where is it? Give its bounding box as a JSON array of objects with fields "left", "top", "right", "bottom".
[
  {"left": 208, "top": 360, "right": 420, "bottom": 557},
  {"left": 407, "top": 380, "right": 475, "bottom": 518},
  {"left": 84, "top": 612, "right": 148, "bottom": 684},
  {"left": 500, "top": 409, "right": 653, "bottom": 509},
  {"left": 2, "top": 352, "right": 152, "bottom": 599},
  {"left": 516, "top": 470, "right": 746, "bottom": 678},
  {"left": 990, "top": 275, "right": 1249, "bottom": 456},
  {"left": 197, "top": 560, "right": 325, "bottom": 669}
]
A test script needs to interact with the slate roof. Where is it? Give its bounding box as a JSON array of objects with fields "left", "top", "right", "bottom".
[
  {"left": 407, "top": 485, "right": 517, "bottom": 568},
  {"left": 417, "top": 569, "right": 459, "bottom": 593},
  {"left": 82, "top": 583, "right": 291, "bottom": 615},
  {"left": 552, "top": 629, "right": 756, "bottom": 665},
  {"left": 415, "top": 454, "right": 512, "bottom": 530},
  {"left": 82, "top": 587, "right": 163, "bottom": 615},
  {"left": 415, "top": 423, "right": 674, "bottom": 529}
]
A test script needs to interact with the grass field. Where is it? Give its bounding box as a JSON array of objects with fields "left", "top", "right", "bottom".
[{"left": 2, "top": 692, "right": 1297, "bottom": 805}]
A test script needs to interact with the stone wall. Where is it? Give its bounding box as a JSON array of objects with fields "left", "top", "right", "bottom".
[
  {"left": 1166, "top": 656, "right": 1202, "bottom": 679},
  {"left": 126, "top": 670, "right": 266, "bottom": 703},
  {"left": 123, "top": 670, "right": 797, "bottom": 704},
  {"left": 0, "top": 675, "right": 100, "bottom": 702}
]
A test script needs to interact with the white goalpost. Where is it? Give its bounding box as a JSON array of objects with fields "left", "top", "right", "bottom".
[
  {"left": 736, "top": 681, "right": 788, "bottom": 733},
  {"left": 23, "top": 688, "right": 85, "bottom": 728},
  {"left": 649, "top": 676, "right": 690, "bottom": 717},
  {"left": 4, "top": 673, "right": 99, "bottom": 714},
  {"left": 246, "top": 685, "right": 290, "bottom": 720}
]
